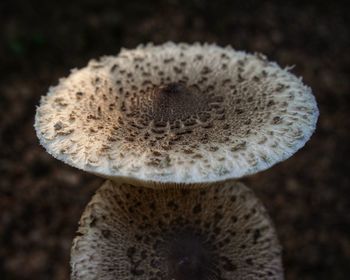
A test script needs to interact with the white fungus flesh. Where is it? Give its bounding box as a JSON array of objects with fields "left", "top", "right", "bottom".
[
  {"left": 35, "top": 42, "right": 319, "bottom": 186},
  {"left": 71, "top": 180, "right": 283, "bottom": 280}
]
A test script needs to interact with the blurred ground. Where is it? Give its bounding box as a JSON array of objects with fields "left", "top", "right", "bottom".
[{"left": 0, "top": 0, "right": 349, "bottom": 279}]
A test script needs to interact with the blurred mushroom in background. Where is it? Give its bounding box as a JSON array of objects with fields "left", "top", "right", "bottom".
[{"left": 71, "top": 181, "right": 283, "bottom": 280}]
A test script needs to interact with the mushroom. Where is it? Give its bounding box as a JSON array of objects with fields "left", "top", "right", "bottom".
[
  {"left": 34, "top": 42, "right": 319, "bottom": 279},
  {"left": 71, "top": 180, "right": 283, "bottom": 280},
  {"left": 35, "top": 42, "right": 318, "bottom": 187}
]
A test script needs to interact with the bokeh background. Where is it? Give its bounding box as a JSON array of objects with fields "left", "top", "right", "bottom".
[{"left": 1, "top": 0, "right": 349, "bottom": 279}]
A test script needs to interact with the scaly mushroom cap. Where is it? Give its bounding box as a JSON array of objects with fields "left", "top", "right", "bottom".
[
  {"left": 35, "top": 42, "right": 318, "bottom": 186},
  {"left": 71, "top": 181, "right": 283, "bottom": 280}
]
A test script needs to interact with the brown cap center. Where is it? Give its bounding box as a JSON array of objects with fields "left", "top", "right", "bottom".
[{"left": 151, "top": 82, "right": 203, "bottom": 123}]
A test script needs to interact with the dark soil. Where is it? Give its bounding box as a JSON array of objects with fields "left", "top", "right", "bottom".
[{"left": 0, "top": 0, "right": 349, "bottom": 279}]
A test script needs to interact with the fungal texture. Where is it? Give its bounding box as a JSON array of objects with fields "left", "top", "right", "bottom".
[
  {"left": 35, "top": 42, "right": 319, "bottom": 185},
  {"left": 71, "top": 181, "right": 283, "bottom": 280}
]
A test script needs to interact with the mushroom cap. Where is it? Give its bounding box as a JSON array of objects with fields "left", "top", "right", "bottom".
[
  {"left": 71, "top": 180, "right": 283, "bottom": 280},
  {"left": 35, "top": 42, "right": 318, "bottom": 186}
]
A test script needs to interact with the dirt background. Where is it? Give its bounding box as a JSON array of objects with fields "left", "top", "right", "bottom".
[{"left": 0, "top": 0, "right": 349, "bottom": 279}]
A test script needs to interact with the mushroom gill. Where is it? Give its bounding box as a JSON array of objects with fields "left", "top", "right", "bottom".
[
  {"left": 35, "top": 42, "right": 318, "bottom": 186},
  {"left": 71, "top": 181, "right": 283, "bottom": 280}
]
